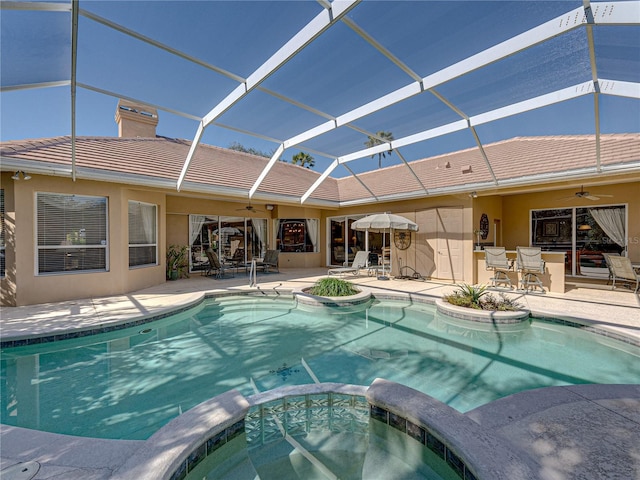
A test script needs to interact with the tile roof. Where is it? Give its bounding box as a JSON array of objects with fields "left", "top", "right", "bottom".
[
  {"left": 2, "top": 134, "right": 639, "bottom": 206},
  {"left": 336, "top": 134, "right": 640, "bottom": 203}
]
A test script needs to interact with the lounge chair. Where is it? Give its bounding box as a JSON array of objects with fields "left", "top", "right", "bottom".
[
  {"left": 516, "top": 246, "right": 545, "bottom": 292},
  {"left": 257, "top": 249, "right": 279, "bottom": 273},
  {"left": 604, "top": 254, "right": 639, "bottom": 293},
  {"left": 484, "top": 247, "right": 514, "bottom": 288},
  {"left": 204, "top": 248, "right": 234, "bottom": 278},
  {"left": 602, "top": 252, "right": 620, "bottom": 284},
  {"left": 328, "top": 250, "right": 369, "bottom": 277}
]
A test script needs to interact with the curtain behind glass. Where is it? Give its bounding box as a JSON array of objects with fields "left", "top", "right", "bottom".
[
  {"left": 589, "top": 208, "right": 626, "bottom": 249},
  {"left": 306, "top": 218, "right": 318, "bottom": 252}
]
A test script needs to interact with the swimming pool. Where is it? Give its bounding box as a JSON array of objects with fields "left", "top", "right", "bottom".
[{"left": 2, "top": 295, "right": 639, "bottom": 440}]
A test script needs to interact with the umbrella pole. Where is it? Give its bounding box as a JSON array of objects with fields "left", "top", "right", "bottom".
[{"left": 378, "top": 228, "right": 389, "bottom": 280}]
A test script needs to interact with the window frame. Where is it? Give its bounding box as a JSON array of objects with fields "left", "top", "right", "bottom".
[
  {"left": 35, "top": 192, "right": 109, "bottom": 275},
  {"left": 128, "top": 200, "right": 158, "bottom": 268},
  {"left": 276, "top": 218, "right": 319, "bottom": 253}
]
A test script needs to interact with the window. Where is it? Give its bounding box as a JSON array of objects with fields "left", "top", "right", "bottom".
[
  {"left": 129, "top": 201, "right": 157, "bottom": 267},
  {"left": 36, "top": 193, "right": 108, "bottom": 274},
  {"left": 531, "top": 205, "right": 626, "bottom": 277},
  {"left": 0, "top": 189, "right": 5, "bottom": 277},
  {"left": 277, "top": 219, "right": 318, "bottom": 253}
]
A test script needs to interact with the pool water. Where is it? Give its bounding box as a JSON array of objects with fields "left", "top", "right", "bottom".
[{"left": 2, "top": 296, "right": 639, "bottom": 440}]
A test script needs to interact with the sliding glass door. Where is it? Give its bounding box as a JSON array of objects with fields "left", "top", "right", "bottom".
[
  {"left": 188, "top": 215, "right": 268, "bottom": 272},
  {"left": 327, "top": 215, "right": 387, "bottom": 267}
]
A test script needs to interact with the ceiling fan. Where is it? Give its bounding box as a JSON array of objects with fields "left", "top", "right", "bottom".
[
  {"left": 236, "top": 204, "right": 262, "bottom": 213},
  {"left": 561, "top": 186, "right": 613, "bottom": 201}
]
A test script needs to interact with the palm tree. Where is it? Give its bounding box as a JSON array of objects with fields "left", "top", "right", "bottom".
[
  {"left": 291, "top": 151, "right": 315, "bottom": 169},
  {"left": 365, "top": 131, "right": 394, "bottom": 168}
]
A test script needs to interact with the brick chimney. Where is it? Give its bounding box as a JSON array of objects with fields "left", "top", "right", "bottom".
[{"left": 114, "top": 99, "right": 158, "bottom": 138}]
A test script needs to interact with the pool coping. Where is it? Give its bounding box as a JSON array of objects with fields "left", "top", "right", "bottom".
[
  {"left": 7, "top": 380, "right": 636, "bottom": 480},
  {"left": 2, "top": 289, "right": 639, "bottom": 348},
  {"left": 1, "top": 285, "right": 639, "bottom": 479},
  {"left": 109, "top": 380, "right": 541, "bottom": 480}
]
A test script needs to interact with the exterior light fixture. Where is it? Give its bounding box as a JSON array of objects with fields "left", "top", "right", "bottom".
[
  {"left": 469, "top": 191, "right": 478, "bottom": 198},
  {"left": 578, "top": 224, "right": 592, "bottom": 231},
  {"left": 265, "top": 204, "right": 274, "bottom": 211},
  {"left": 12, "top": 170, "right": 31, "bottom": 180}
]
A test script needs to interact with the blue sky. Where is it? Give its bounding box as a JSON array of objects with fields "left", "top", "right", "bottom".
[{"left": 1, "top": 1, "right": 639, "bottom": 177}]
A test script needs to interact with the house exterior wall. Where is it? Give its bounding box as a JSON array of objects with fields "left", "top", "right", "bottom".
[
  {"left": 333, "top": 195, "right": 475, "bottom": 281},
  {"left": 1, "top": 173, "right": 16, "bottom": 305},
  {"left": 2, "top": 171, "right": 638, "bottom": 306},
  {"left": 1, "top": 175, "right": 166, "bottom": 306},
  {"left": 502, "top": 181, "right": 640, "bottom": 261}
]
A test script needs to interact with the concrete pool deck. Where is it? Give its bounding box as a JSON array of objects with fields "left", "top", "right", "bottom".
[{"left": 1, "top": 269, "right": 639, "bottom": 479}]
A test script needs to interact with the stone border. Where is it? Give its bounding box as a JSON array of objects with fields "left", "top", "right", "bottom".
[
  {"left": 435, "top": 298, "right": 530, "bottom": 323},
  {"left": 3, "top": 290, "right": 638, "bottom": 350},
  {"left": 367, "top": 379, "right": 537, "bottom": 480},
  {"left": 111, "top": 380, "right": 542, "bottom": 480},
  {"left": 293, "top": 286, "right": 372, "bottom": 309}
]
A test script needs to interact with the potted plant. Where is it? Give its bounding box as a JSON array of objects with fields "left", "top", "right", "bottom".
[
  {"left": 442, "top": 283, "right": 522, "bottom": 311},
  {"left": 307, "top": 277, "right": 360, "bottom": 297},
  {"left": 166, "top": 244, "right": 189, "bottom": 280}
]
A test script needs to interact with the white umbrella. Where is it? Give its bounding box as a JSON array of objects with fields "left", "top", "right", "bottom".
[
  {"left": 214, "top": 227, "right": 242, "bottom": 236},
  {"left": 351, "top": 213, "right": 418, "bottom": 279}
]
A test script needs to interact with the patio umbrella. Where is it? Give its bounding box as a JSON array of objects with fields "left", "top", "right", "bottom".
[
  {"left": 351, "top": 213, "right": 418, "bottom": 279},
  {"left": 214, "top": 227, "right": 242, "bottom": 236}
]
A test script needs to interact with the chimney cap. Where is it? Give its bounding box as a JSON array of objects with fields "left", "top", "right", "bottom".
[{"left": 115, "top": 99, "right": 158, "bottom": 138}]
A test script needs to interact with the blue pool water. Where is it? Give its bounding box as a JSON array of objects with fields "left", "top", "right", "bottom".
[{"left": 2, "top": 296, "right": 639, "bottom": 440}]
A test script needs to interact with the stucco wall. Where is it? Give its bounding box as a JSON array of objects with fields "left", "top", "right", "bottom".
[
  {"left": 502, "top": 181, "right": 640, "bottom": 261},
  {"left": 2, "top": 176, "right": 166, "bottom": 306},
  {"left": 3, "top": 173, "right": 638, "bottom": 306}
]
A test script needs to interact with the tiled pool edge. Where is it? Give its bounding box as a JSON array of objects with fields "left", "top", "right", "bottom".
[
  {"left": 2, "top": 290, "right": 638, "bottom": 348},
  {"left": 366, "top": 379, "right": 538, "bottom": 480},
  {"left": 111, "top": 380, "right": 539, "bottom": 480},
  {"left": 0, "top": 290, "right": 291, "bottom": 348}
]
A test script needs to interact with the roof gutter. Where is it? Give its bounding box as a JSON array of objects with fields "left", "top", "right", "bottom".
[{"left": 337, "top": 162, "right": 640, "bottom": 207}]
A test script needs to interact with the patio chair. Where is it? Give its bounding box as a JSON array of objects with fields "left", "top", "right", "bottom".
[
  {"left": 602, "top": 252, "right": 620, "bottom": 284},
  {"left": 484, "top": 247, "right": 514, "bottom": 288},
  {"left": 204, "top": 248, "right": 234, "bottom": 278},
  {"left": 604, "top": 255, "right": 639, "bottom": 293},
  {"left": 257, "top": 249, "right": 280, "bottom": 273},
  {"left": 328, "top": 250, "right": 369, "bottom": 277},
  {"left": 516, "top": 247, "right": 546, "bottom": 292}
]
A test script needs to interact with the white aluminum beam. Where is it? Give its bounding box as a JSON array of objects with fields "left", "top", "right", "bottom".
[
  {"left": 284, "top": 120, "right": 337, "bottom": 148},
  {"left": 584, "top": 1, "right": 602, "bottom": 172},
  {"left": 337, "top": 82, "right": 423, "bottom": 127},
  {"left": 338, "top": 143, "right": 391, "bottom": 164},
  {"left": 77, "top": 83, "right": 202, "bottom": 121},
  {"left": 71, "top": 0, "right": 78, "bottom": 182},
  {"left": 302, "top": 80, "right": 603, "bottom": 203},
  {"left": 301, "top": 159, "right": 339, "bottom": 203},
  {"left": 179, "top": 0, "right": 360, "bottom": 191},
  {"left": 591, "top": 1, "right": 640, "bottom": 25},
  {"left": 80, "top": 9, "right": 245, "bottom": 83},
  {"left": 1, "top": 1, "right": 70, "bottom": 11},
  {"left": 599, "top": 79, "right": 640, "bottom": 99},
  {"left": 423, "top": 6, "right": 586, "bottom": 90},
  {"left": 0, "top": 80, "right": 70, "bottom": 92},
  {"left": 177, "top": 122, "right": 205, "bottom": 191},
  {"left": 470, "top": 81, "right": 596, "bottom": 126},
  {"left": 249, "top": 144, "right": 285, "bottom": 198},
  {"left": 281, "top": 4, "right": 590, "bottom": 164},
  {"left": 393, "top": 120, "right": 468, "bottom": 149}
]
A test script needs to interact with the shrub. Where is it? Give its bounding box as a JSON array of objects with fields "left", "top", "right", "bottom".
[
  {"left": 443, "top": 283, "right": 523, "bottom": 311},
  {"left": 308, "top": 277, "right": 359, "bottom": 297}
]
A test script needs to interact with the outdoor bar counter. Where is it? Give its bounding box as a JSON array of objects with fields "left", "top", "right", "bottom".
[{"left": 474, "top": 250, "right": 566, "bottom": 293}]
